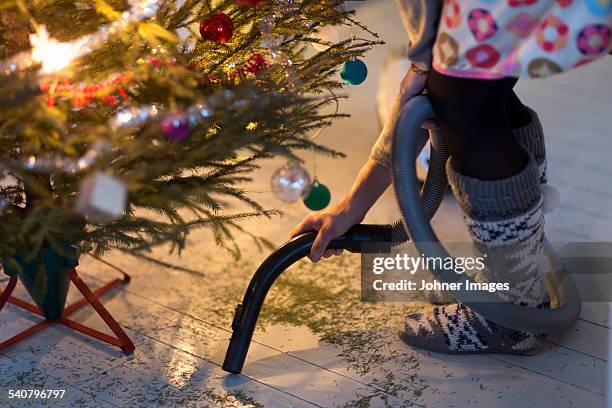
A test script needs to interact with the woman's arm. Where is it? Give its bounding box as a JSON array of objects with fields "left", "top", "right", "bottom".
[
  {"left": 291, "top": 1, "right": 443, "bottom": 261},
  {"left": 370, "top": 0, "right": 442, "bottom": 170},
  {"left": 370, "top": 67, "right": 429, "bottom": 170},
  {"left": 290, "top": 159, "right": 391, "bottom": 262}
]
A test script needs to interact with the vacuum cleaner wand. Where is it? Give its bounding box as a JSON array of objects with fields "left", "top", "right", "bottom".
[{"left": 222, "top": 223, "right": 407, "bottom": 374}]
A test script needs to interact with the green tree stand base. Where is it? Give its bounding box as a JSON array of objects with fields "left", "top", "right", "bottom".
[
  {"left": 3, "top": 244, "right": 78, "bottom": 321},
  {"left": 1, "top": 251, "right": 135, "bottom": 355}
]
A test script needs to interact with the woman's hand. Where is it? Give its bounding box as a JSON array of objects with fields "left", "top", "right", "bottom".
[
  {"left": 290, "top": 199, "right": 365, "bottom": 262},
  {"left": 399, "top": 64, "right": 428, "bottom": 105},
  {"left": 399, "top": 64, "right": 437, "bottom": 129},
  {"left": 290, "top": 159, "right": 392, "bottom": 262}
]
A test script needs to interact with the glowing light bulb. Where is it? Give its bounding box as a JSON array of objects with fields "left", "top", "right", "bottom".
[{"left": 30, "top": 26, "right": 77, "bottom": 74}]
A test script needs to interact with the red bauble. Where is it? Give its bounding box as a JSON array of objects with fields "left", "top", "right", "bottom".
[
  {"left": 237, "top": 0, "right": 265, "bottom": 6},
  {"left": 199, "top": 13, "right": 234, "bottom": 43},
  {"left": 244, "top": 54, "right": 268, "bottom": 74}
]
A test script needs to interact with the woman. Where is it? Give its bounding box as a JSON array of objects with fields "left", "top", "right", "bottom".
[{"left": 293, "top": 0, "right": 612, "bottom": 355}]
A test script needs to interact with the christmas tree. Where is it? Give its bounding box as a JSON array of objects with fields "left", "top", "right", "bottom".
[{"left": 0, "top": 0, "right": 379, "bottom": 268}]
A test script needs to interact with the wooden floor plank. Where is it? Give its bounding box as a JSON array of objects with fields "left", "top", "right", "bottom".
[
  {"left": 491, "top": 344, "right": 605, "bottom": 395},
  {"left": 60, "top": 288, "right": 406, "bottom": 407},
  {"left": 253, "top": 322, "right": 605, "bottom": 406},
  {"left": 580, "top": 303, "right": 610, "bottom": 328},
  {"left": 8, "top": 266, "right": 601, "bottom": 407},
  {"left": 548, "top": 319, "right": 608, "bottom": 361},
  {"left": 0, "top": 354, "right": 118, "bottom": 408}
]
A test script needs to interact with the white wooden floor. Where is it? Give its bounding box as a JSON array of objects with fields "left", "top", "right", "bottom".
[{"left": 1, "top": 1, "right": 610, "bottom": 407}]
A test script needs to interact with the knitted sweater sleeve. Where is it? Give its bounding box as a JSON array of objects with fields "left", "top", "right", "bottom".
[
  {"left": 397, "top": 0, "right": 442, "bottom": 71},
  {"left": 369, "top": 0, "right": 441, "bottom": 169}
]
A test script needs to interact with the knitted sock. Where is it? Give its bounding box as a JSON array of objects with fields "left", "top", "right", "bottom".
[
  {"left": 400, "top": 155, "right": 548, "bottom": 354},
  {"left": 513, "top": 107, "right": 546, "bottom": 185},
  {"left": 423, "top": 107, "right": 547, "bottom": 306}
]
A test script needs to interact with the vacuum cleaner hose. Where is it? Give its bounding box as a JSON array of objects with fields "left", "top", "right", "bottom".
[
  {"left": 392, "top": 96, "right": 581, "bottom": 334},
  {"left": 222, "top": 95, "right": 580, "bottom": 375}
]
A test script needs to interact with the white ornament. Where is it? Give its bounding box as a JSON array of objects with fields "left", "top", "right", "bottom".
[
  {"left": 271, "top": 162, "right": 311, "bottom": 203},
  {"left": 75, "top": 172, "right": 127, "bottom": 223}
]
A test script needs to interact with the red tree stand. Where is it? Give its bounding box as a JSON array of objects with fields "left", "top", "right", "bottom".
[{"left": 0, "top": 266, "right": 135, "bottom": 354}]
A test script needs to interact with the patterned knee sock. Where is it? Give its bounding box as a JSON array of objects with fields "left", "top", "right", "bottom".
[
  {"left": 423, "top": 108, "right": 547, "bottom": 306},
  {"left": 513, "top": 107, "right": 546, "bottom": 185},
  {"left": 400, "top": 155, "right": 548, "bottom": 354}
]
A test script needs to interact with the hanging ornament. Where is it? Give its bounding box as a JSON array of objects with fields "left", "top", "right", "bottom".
[
  {"left": 75, "top": 172, "right": 128, "bottom": 224},
  {"left": 199, "top": 13, "right": 234, "bottom": 43},
  {"left": 312, "top": 25, "right": 340, "bottom": 52},
  {"left": 237, "top": 0, "right": 265, "bottom": 6},
  {"left": 243, "top": 53, "right": 268, "bottom": 74},
  {"left": 228, "top": 53, "right": 269, "bottom": 81},
  {"left": 340, "top": 58, "right": 368, "bottom": 85},
  {"left": 161, "top": 114, "right": 190, "bottom": 141},
  {"left": 303, "top": 178, "right": 331, "bottom": 211},
  {"left": 271, "top": 162, "right": 311, "bottom": 203}
]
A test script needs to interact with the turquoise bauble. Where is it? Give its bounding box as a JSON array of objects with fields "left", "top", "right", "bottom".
[
  {"left": 303, "top": 179, "right": 331, "bottom": 211},
  {"left": 340, "top": 59, "right": 368, "bottom": 85}
]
